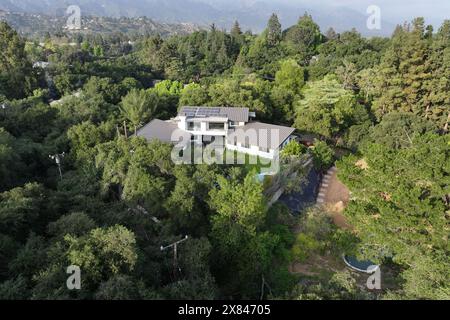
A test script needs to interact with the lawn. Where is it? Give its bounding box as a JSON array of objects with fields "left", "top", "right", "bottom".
[{"left": 183, "top": 143, "right": 277, "bottom": 174}]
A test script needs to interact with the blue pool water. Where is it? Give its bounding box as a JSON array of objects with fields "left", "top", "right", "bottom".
[{"left": 343, "top": 255, "right": 378, "bottom": 273}]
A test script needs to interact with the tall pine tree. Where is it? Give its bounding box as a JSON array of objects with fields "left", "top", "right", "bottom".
[
  {"left": 425, "top": 20, "right": 450, "bottom": 131},
  {"left": 372, "top": 18, "right": 432, "bottom": 119},
  {"left": 266, "top": 13, "right": 282, "bottom": 47}
]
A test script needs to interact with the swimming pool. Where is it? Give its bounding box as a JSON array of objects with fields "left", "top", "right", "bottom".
[{"left": 343, "top": 255, "right": 379, "bottom": 273}]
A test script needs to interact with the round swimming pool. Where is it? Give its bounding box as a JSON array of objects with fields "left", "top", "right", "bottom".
[{"left": 343, "top": 255, "right": 379, "bottom": 273}]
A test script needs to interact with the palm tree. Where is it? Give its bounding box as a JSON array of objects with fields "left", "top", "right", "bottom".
[{"left": 120, "top": 89, "right": 159, "bottom": 135}]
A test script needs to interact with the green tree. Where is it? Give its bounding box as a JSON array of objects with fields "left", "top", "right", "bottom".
[
  {"left": 67, "top": 121, "right": 114, "bottom": 166},
  {"left": 284, "top": 13, "right": 323, "bottom": 63},
  {"left": 294, "top": 75, "right": 367, "bottom": 138},
  {"left": 425, "top": 20, "right": 450, "bottom": 130},
  {"left": 0, "top": 183, "right": 48, "bottom": 240},
  {"left": 95, "top": 137, "right": 173, "bottom": 199},
  {"left": 308, "top": 29, "right": 384, "bottom": 81},
  {"left": 0, "top": 22, "right": 35, "bottom": 99},
  {"left": 266, "top": 14, "right": 282, "bottom": 47},
  {"left": 337, "top": 132, "right": 449, "bottom": 299},
  {"left": 47, "top": 212, "right": 96, "bottom": 239},
  {"left": 288, "top": 270, "right": 372, "bottom": 300},
  {"left": 163, "top": 237, "right": 218, "bottom": 299},
  {"left": 0, "top": 276, "right": 29, "bottom": 299},
  {"left": 336, "top": 61, "right": 358, "bottom": 90},
  {"left": 0, "top": 128, "right": 23, "bottom": 191},
  {"left": 8, "top": 233, "right": 47, "bottom": 280},
  {"left": 274, "top": 59, "right": 305, "bottom": 94},
  {"left": 122, "top": 164, "right": 166, "bottom": 212},
  {"left": 281, "top": 140, "right": 306, "bottom": 158},
  {"left": 208, "top": 78, "right": 273, "bottom": 117},
  {"left": 271, "top": 59, "right": 305, "bottom": 121},
  {"left": 366, "top": 112, "right": 436, "bottom": 149},
  {"left": 179, "top": 83, "right": 209, "bottom": 107},
  {"left": 208, "top": 171, "right": 291, "bottom": 298},
  {"left": 372, "top": 18, "right": 432, "bottom": 120},
  {"left": 209, "top": 171, "right": 267, "bottom": 233},
  {"left": 231, "top": 21, "right": 242, "bottom": 38},
  {"left": 120, "top": 89, "right": 159, "bottom": 134},
  {"left": 311, "top": 140, "right": 334, "bottom": 171},
  {"left": 65, "top": 225, "right": 138, "bottom": 282},
  {"left": 95, "top": 275, "right": 140, "bottom": 300}
]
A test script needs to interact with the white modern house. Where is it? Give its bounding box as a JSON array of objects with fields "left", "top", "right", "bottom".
[{"left": 136, "top": 107, "right": 296, "bottom": 159}]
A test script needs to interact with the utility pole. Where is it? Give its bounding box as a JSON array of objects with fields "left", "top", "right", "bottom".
[
  {"left": 123, "top": 121, "right": 128, "bottom": 138},
  {"left": 160, "top": 235, "right": 189, "bottom": 278},
  {"left": 1, "top": 103, "right": 7, "bottom": 118},
  {"left": 49, "top": 152, "right": 65, "bottom": 180},
  {"left": 116, "top": 124, "right": 121, "bottom": 138}
]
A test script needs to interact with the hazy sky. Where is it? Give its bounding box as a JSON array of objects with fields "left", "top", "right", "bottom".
[
  {"left": 302, "top": 0, "right": 450, "bottom": 20},
  {"left": 325, "top": 1, "right": 445, "bottom": 20},
  {"left": 204, "top": 0, "right": 450, "bottom": 26}
]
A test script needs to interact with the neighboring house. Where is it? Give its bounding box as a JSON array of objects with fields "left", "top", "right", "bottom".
[
  {"left": 32, "top": 61, "right": 51, "bottom": 69},
  {"left": 49, "top": 91, "right": 82, "bottom": 106},
  {"left": 136, "top": 107, "right": 296, "bottom": 159}
]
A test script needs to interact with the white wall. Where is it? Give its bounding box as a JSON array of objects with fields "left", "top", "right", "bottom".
[
  {"left": 178, "top": 116, "right": 187, "bottom": 131},
  {"left": 225, "top": 142, "right": 276, "bottom": 159}
]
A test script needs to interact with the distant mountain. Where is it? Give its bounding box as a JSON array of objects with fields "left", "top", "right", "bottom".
[
  {"left": 0, "top": 10, "right": 200, "bottom": 38},
  {"left": 0, "top": 0, "right": 401, "bottom": 36}
]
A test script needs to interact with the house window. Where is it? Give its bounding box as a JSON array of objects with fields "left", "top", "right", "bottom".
[
  {"left": 187, "top": 122, "right": 201, "bottom": 131},
  {"left": 208, "top": 122, "right": 225, "bottom": 131},
  {"left": 230, "top": 121, "right": 237, "bottom": 127}
]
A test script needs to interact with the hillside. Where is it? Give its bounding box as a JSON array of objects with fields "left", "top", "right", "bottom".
[
  {"left": 0, "top": 0, "right": 397, "bottom": 36},
  {"left": 0, "top": 10, "right": 200, "bottom": 38}
]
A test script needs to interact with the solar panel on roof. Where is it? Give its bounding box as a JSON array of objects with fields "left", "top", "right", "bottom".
[
  {"left": 196, "top": 107, "right": 221, "bottom": 116},
  {"left": 180, "top": 106, "right": 239, "bottom": 119}
]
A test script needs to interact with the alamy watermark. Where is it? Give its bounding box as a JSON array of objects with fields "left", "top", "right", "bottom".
[
  {"left": 66, "top": 5, "right": 81, "bottom": 30},
  {"left": 170, "top": 128, "right": 282, "bottom": 174},
  {"left": 366, "top": 5, "right": 381, "bottom": 30},
  {"left": 66, "top": 265, "right": 81, "bottom": 290},
  {"left": 366, "top": 265, "right": 381, "bottom": 290}
]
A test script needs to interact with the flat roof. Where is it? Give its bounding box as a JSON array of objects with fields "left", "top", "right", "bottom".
[
  {"left": 188, "top": 116, "right": 228, "bottom": 123},
  {"left": 179, "top": 106, "right": 250, "bottom": 122},
  {"left": 136, "top": 119, "right": 191, "bottom": 144},
  {"left": 227, "top": 122, "right": 296, "bottom": 149}
]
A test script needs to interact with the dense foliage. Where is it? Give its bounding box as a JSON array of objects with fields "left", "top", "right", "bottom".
[{"left": 0, "top": 13, "right": 448, "bottom": 300}]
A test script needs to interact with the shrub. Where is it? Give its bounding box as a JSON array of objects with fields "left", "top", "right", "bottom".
[{"left": 291, "top": 233, "right": 320, "bottom": 262}]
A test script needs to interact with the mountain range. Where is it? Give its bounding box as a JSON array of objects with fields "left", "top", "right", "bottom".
[{"left": 0, "top": 0, "right": 447, "bottom": 36}]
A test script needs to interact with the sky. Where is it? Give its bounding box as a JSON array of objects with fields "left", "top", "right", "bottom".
[
  {"left": 203, "top": 0, "right": 450, "bottom": 27},
  {"left": 310, "top": 0, "right": 450, "bottom": 23}
]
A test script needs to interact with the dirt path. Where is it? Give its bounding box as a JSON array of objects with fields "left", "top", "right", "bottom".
[
  {"left": 317, "top": 166, "right": 351, "bottom": 230},
  {"left": 289, "top": 166, "right": 352, "bottom": 276},
  {"left": 289, "top": 253, "right": 345, "bottom": 276}
]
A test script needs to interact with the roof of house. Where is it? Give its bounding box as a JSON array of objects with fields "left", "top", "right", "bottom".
[
  {"left": 179, "top": 106, "right": 250, "bottom": 122},
  {"left": 136, "top": 119, "right": 191, "bottom": 144},
  {"left": 227, "top": 122, "right": 296, "bottom": 149}
]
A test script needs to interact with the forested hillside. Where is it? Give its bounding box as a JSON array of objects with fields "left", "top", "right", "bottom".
[
  {"left": 0, "top": 13, "right": 448, "bottom": 300},
  {"left": 0, "top": 11, "right": 200, "bottom": 39}
]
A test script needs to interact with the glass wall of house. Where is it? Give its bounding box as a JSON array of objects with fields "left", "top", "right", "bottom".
[
  {"left": 208, "top": 122, "right": 226, "bottom": 131},
  {"left": 187, "top": 121, "right": 201, "bottom": 131}
]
